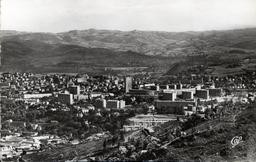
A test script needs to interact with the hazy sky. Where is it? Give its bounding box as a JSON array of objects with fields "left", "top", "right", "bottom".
[{"left": 1, "top": 0, "right": 256, "bottom": 33}]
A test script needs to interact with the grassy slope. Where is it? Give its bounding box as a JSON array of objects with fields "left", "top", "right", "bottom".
[{"left": 161, "top": 105, "right": 256, "bottom": 161}]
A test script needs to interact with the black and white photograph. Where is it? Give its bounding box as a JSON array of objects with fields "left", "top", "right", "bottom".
[{"left": 0, "top": 0, "right": 256, "bottom": 161}]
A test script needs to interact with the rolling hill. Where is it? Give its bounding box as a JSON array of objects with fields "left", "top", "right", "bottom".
[
  {"left": 0, "top": 28, "right": 256, "bottom": 74},
  {"left": 0, "top": 39, "right": 180, "bottom": 74}
]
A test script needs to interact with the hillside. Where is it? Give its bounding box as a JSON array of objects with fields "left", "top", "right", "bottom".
[
  {"left": 0, "top": 28, "right": 256, "bottom": 74},
  {"left": 162, "top": 105, "right": 256, "bottom": 162},
  {"left": 2, "top": 28, "right": 256, "bottom": 57},
  {"left": 0, "top": 39, "right": 180, "bottom": 74},
  {"left": 23, "top": 103, "right": 256, "bottom": 162}
]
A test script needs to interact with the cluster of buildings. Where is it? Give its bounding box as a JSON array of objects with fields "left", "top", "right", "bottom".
[
  {"left": 125, "top": 80, "right": 223, "bottom": 115},
  {"left": 0, "top": 134, "right": 67, "bottom": 158},
  {"left": 122, "top": 81, "right": 225, "bottom": 131},
  {"left": 155, "top": 84, "right": 223, "bottom": 114},
  {"left": 57, "top": 85, "right": 126, "bottom": 109},
  {"left": 0, "top": 73, "right": 132, "bottom": 139},
  {"left": 0, "top": 72, "right": 129, "bottom": 106},
  {"left": 0, "top": 71, "right": 256, "bottom": 160}
]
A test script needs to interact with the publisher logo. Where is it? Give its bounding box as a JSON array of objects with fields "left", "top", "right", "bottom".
[{"left": 231, "top": 136, "right": 243, "bottom": 148}]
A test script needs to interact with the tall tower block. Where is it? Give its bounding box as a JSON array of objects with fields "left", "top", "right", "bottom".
[{"left": 124, "top": 76, "right": 132, "bottom": 93}]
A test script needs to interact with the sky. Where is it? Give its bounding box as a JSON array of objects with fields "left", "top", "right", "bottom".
[{"left": 1, "top": 0, "right": 256, "bottom": 33}]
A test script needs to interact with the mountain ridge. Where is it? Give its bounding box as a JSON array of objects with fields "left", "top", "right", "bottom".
[
  {"left": 0, "top": 28, "right": 256, "bottom": 74},
  {"left": 1, "top": 28, "right": 256, "bottom": 57}
]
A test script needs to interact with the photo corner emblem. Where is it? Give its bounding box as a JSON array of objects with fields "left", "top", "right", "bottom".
[{"left": 231, "top": 136, "right": 243, "bottom": 148}]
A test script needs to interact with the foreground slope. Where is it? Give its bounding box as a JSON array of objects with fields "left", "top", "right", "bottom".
[{"left": 23, "top": 103, "right": 256, "bottom": 162}]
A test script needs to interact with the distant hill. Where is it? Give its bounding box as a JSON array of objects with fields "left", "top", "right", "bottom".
[
  {"left": 0, "top": 39, "right": 180, "bottom": 73},
  {"left": 2, "top": 28, "right": 256, "bottom": 57},
  {"left": 0, "top": 28, "right": 256, "bottom": 74}
]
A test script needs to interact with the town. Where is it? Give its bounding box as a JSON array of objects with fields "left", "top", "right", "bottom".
[{"left": 0, "top": 71, "right": 256, "bottom": 161}]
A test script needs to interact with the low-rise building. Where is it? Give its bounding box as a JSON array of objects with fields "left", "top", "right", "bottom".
[
  {"left": 159, "top": 85, "right": 169, "bottom": 90},
  {"left": 155, "top": 100, "right": 197, "bottom": 114},
  {"left": 209, "top": 88, "right": 222, "bottom": 97},
  {"left": 69, "top": 85, "right": 80, "bottom": 95},
  {"left": 58, "top": 93, "right": 74, "bottom": 105},
  {"left": 89, "top": 92, "right": 103, "bottom": 98},
  {"left": 123, "top": 114, "right": 176, "bottom": 131},
  {"left": 94, "top": 99, "right": 106, "bottom": 109},
  {"left": 168, "top": 84, "right": 177, "bottom": 90},
  {"left": 128, "top": 89, "right": 155, "bottom": 96},
  {"left": 119, "top": 100, "right": 126, "bottom": 109},
  {"left": 9, "top": 121, "right": 27, "bottom": 129},
  {"left": 159, "top": 92, "right": 177, "bottom": 101},
  {"left": 176, "top": 83, "right": 183, "bottom": 89},
  {"left": 182, "top": 91, "right": 194, "bottom": 100},
  {"left": 74, "top": 94, "right": 88, "bottom": 101},
  {"left": 163, "top": 87, "right": 196, "bottom": 95},
  {"left": 23, "top": 93, "right": 52, "bottom": 99},
  {"left": 77, "top": 77, "right": 87, "bottom": 83},
  {"left": 0, "top": 82, "right": 10, "bottom": 89},
  {"left": 195, "top": 89, "right": 209, "bottom": 99},
  {"left": 106, "top": 100, "right": 125, "bottom": 109},
  {"left": 106, "top": 100, "right": 119, "bottom": 109}
]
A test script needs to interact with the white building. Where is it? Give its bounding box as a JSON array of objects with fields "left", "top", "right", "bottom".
[
  {"left": 123, "top": 114, "right": 176, "bottom": 132},
  {"left": 23, "top": 93, "right": 52, "bottom": 99}
]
